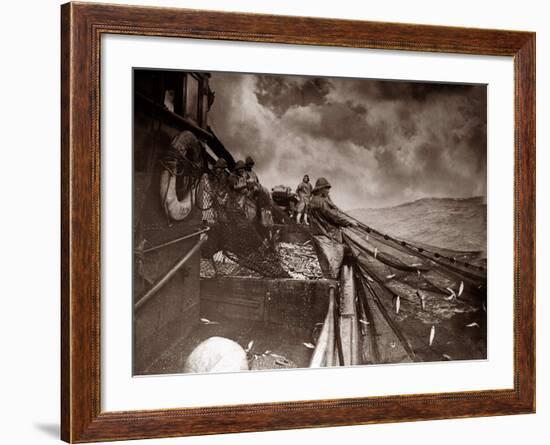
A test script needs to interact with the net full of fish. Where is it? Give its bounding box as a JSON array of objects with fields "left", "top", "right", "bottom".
[{"left": 276, "top": 242, "right": 324, "bottom": 280}]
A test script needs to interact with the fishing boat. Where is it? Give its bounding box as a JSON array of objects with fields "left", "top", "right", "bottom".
[{"left": 133, "top": 69, "right": 487, "bottom": 375}]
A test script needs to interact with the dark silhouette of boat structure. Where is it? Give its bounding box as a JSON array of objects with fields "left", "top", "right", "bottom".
[{"left": 133, "top": 70, "right": 487, "bottom": 375}]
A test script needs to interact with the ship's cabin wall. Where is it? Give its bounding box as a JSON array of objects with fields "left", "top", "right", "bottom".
[{"left": 133, "top": 70, "right": 211, "bottom": 374}]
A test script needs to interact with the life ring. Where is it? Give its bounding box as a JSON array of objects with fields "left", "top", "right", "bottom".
[
  {"left": 159, "top": 170, "right": 195, "bottom": 220},
  {"left": 159, "top": 131, "right": 202, "bottom": 221}
]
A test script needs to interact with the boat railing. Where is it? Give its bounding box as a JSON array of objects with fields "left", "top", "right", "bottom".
[
  {"left": 135, "top": 232, "right": 209, "bottom": 311},
  {"left": 309, "top": 286, "right": 336, "bottom": 367}
]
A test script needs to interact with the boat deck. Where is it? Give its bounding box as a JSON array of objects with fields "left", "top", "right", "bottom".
[{"left": 142, "top": 320, "right": 316, "bottom": 375}]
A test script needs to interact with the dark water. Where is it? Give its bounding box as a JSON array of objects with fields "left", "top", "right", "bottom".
[{"left": 349, "top": 197, "right": 487, "bottom": 254}]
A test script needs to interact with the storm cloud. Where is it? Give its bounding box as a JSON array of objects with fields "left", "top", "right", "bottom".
[{"left": 208, "top": 72, "right": 486, "bottom": 210}]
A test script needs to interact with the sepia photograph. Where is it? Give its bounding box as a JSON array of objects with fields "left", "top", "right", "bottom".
[{"left": 132, "top": 69, "right": 487, "bottom": 376}]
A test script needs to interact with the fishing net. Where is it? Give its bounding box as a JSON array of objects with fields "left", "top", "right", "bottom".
[
  {"left": 196, "top": 176, "right": 291, "bottom": 278},
  {"left": 195, "top": 173, "right": 218, "bottom": 224},
  {"left": 317, "top": 205, "right": 487, "bottom": 364}
]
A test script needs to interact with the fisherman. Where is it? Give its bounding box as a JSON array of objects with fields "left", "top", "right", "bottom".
[
  {"left": 244, "top": 156, "right": 260, "bottom": 197},
  {"left": 211, "top": 157, "right": 229, "bottom": 206},
  {"left": 271, "top": 184, "right": 297, "bottom": 222},
  {"left": 212, "top": 157, "right": 228, "bottom": 182},
  {"left": 229, "top": 160, "right": 248, "bottom": 209},
  {"left": 309, "top": 177, "right": 356, "bottom": 241},
  {"left": 305, "top": 177, "right": 356, "bottom": 279},
  {"left": 287, "top": 191, "right": 299, "bottom": 220},
  {"left": 296, "top": 174, "right": 313, "bottom": 225}
]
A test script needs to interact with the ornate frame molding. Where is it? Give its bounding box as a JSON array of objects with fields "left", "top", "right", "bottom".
[{"left": 61, "top": 2, "right": 535, "bottom": 442}]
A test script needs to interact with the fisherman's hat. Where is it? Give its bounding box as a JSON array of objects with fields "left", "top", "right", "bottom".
[
  {"left": 234, "top": 160, "right": 246, "bottom": 170},
  {"left": 312, "top": 177, "right": 331, "bottom": 193},
  {"left": 214, "top": 158, "right": 227, "bottom": 169},
  {"left": 245, "top": 156, "right": 255, "bottom": 166}
]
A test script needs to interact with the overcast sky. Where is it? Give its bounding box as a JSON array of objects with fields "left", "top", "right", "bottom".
[{"left": 208, "top": 71, "right": 486, "bottom": 210}]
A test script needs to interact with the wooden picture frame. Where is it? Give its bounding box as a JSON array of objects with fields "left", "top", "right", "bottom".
[{"left": 61, "top": 2, "right": 535, "bottom": 442}]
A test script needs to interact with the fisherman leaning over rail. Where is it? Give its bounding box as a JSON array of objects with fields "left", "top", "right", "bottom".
[
  {"left": 310, "top": 177, "right": 357, "bottom": 239},
  {"left": 309, "top": 177, "right": 357, "bottom": 278},
  {"left": 244, "top": 156, "right": 260, "bottom": 196},
  {"left": 296, "top": 174, "right": 313, "bottom": 225},
  {"left": 229, "top": 160, "right": 248, "bottom": 209}
]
